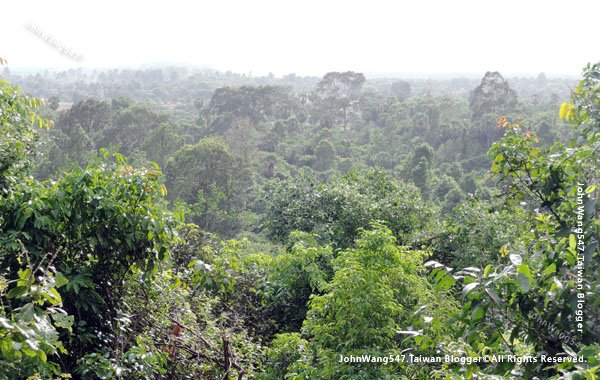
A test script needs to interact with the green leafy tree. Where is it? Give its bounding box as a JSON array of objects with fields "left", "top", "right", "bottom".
[
  {"left": 430, "top": 63, "right": 600, "bottom": 378},
  {"left": 165, "top": 137, "right": 254, "bottom": 236},
  {"left": 1, "top": 75, "right": 180, "bottom": 376},
  {"left": 59, "top": 98, "right": 111, "bottom": 136},
  {"left": 406, "top": 142, "right": 434, "bottom": 199},
  {"left": 291, "top": 224, "right": 456, "bottom": 379},
  {"left": 432, "top": 198, "right": 528, "bottom": 268},
  {"left": 358, "top": 91, "right": 385, "bottom": 126},
  {"left": 259, "top": 333, "right": 308, "bottom": 380},
  {"left": 313, "top": 139, "right": 336, "bottom": 171},
  {"left": 2, "top": 151, "right": 179, "bottom": 374},
  {"left": 204, "top": 85, "right": 297, "bottom": 134},
  {"left": 100, "top": 103, "right": 169, "bottom": 156},
  {"left": 35, "top": 98, "right": 111, "bottom": 175},
  {"left": 0, "top": 263, "right": 73, "bottom": 379},
  {"left": 0, "top": 79, "right": 49, "bottom": 191},
  {"left": 469, "top": 71, "right": 518, "bottom": 120},
  {"left": 312, "top": 71, "right": 366, "bottom": 128},
  {"left": 140, "top": 123, "right": 184, "bottom": 169},
  {"left": 0, "top": 75, "right": 72, "bottom": 378},
  {"left": 262, "top": 169, "right": 432, "bottom": 249},
  {"left": 267, "top": 232, "right": 333, "bottom": 333}
]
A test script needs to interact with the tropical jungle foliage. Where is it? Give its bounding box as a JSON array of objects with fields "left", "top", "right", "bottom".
[{"left": 1, "top": 60, "right": 598, "bottom": 379}]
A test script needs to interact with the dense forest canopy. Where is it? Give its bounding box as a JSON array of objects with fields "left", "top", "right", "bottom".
[{"left": 1, "top": 58, "right": 598, "bottom": 380}]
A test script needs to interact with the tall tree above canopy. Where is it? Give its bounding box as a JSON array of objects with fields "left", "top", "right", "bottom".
[
  {"left": 312, "top": 71, "right": 366, "bottom": 128},
  {"left": 469, "top": 71, "right": 518, "bottom": 120},
  {"left": 204, "top": 85, "right": 297, "bottom": 134}
]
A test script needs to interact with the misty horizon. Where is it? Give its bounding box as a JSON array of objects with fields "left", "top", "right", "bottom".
[
  {"left": 2, "top": 63, "right": 582, "bottom": 80},
  {"left": 3, "top": 0, "right": 598, "bottom": 79}
]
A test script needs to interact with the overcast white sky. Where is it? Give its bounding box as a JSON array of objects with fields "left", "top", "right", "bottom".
[{"left": 1, "top": 0, "right": 598, "bottom": 77}]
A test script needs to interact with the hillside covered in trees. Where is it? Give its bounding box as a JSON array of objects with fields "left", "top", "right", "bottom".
[{"left": 1, "top": 60, "right": 599, "bottom": 379}]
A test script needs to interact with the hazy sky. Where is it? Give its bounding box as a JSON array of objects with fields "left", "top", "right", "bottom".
[{"left": 2, "top": 0, "right": 598, "bottom": 77}]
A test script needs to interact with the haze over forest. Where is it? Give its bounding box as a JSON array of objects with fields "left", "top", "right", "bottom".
[{"left": 3, "top": 0, "right": 600, "bottom": 76}]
